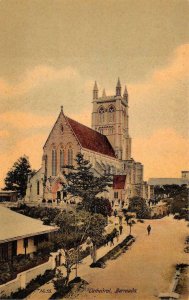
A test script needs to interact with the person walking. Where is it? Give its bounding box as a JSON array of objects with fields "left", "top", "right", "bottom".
[
  {"left": 147, "top": 225, "right": 151, "bottom": 235},
  {"left": 114, "top": 209, "right": 118, "bottom": 218},
  {"left": 119, "top": 224, "right": 123, "bottom": 235},
  {"left": 110, "top": 236, "right": 114, "bottom": 246},
  {"left": 115, "top": 230, "right": 119, "bottom": 242}
]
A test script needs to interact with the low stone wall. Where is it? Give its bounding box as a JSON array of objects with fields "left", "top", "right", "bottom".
[{"left": 0, "top": 253, "right": 57, "bottom": 298}]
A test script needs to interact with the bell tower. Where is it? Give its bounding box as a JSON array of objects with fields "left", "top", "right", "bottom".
[{"left": 91, "top": 78, "right": 131, "bottom": 160}]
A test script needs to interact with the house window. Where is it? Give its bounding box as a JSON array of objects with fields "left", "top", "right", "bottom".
[
  {"left": 68, "top": 148, "right": 73, "bottom": 166},
  {"left": 34, "top": 236, "right": 38, "bottom": 246},
  {"left": 108, "top": 106, "right": 115, "bottom": 122},
  {"left": 60, "top": 149, "right": 64, "bottom": 171},
  {"left": 114, "top": 192, "right": 118, "bottom": 199},
  {"left": 37, "top": 180, "right": 40, "bottom": 195},
  {"left": 52, "top": 149, "right": 57, "bottom": 176},
  {"left": 99, "top": 107, "right": 105, "bottom": 123}
]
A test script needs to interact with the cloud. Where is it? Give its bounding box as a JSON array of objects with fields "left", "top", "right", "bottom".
[
  {"left": 0, "top": 65, "right": 79, "bottom": 97},
  {"left": 128, "top": 43, "right": 189, "bottom": 101},
  {"left": 133, "top": 128, "right": 189, "bottom": 180},
  {"left": 0, "top": 129, "right": 9, "bottom": 138},
  {"left": 0, "top": 44, "right": 188, "bottom": 186},
  {"left": 0, "top": 133, "right": 46, "bottom": 187},
  {"left": 0, "top": 111, "right": 55, "bottom": 129}
]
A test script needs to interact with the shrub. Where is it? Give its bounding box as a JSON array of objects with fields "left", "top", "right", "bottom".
[
  {"left": 53, "top": 270, "right": 69, "bottom": 296},
  {"left": 137, "top": 219, "right": 144, "bottom": 223},
  {"left": 128, "top": 197, "right": 151, "bottom": 219}
]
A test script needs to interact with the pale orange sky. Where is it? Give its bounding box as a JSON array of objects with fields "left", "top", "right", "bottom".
[{"left": 0, "top": 0, "right": 189, "bottom": 187}]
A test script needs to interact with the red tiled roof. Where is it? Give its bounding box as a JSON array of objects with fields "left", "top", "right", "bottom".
[
  {"left": 66, "top": 117, "right": 116, "bottom": 158},
  {"left": 113, "top": 175, "right": 126, "bottom": 189}
]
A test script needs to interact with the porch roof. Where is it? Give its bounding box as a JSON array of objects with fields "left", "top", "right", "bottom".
[{"left": 0, "top": 206, "right": 59, "bottom": 244}]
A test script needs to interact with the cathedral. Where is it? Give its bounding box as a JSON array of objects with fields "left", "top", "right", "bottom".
[{"left": 25, "top": 79, "right": 153, "bottom": 204}]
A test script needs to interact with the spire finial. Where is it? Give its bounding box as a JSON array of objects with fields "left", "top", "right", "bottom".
[
  {"left": 123, "top": 85, "right": 128, "bottom": 96},
  {"left": 116, "top": 77, "right": 121, "bottom": 88},
  {"left": 102, "top": 88, "right": 106, "bottom": 97},
  {"left": 93, "top": 81, "right": 98, "bottom": 99},
  {"left": 116, "top": 77, "right": 121, "bottom": 96},
  {"left": 93, "top": 81, "right": 98, "bottom": 91}
]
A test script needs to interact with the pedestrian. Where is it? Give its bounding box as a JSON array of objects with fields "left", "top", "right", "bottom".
[
  {"left": 121, "top": 200, "right": 125, "bottom": 208},
  {"left": 119, "top": 224, "right": 123, "bottom": 235},
  {"left": 115, "top": 230, "right": 119, "bottom": 242},
  {"left": 147, "top": 225, "right": 151, "bottom": 235},
  {"left": 118, "top": 215, "right": 123, "bottom": 225},
  {"left": 114, "top": 209, "right": 117, "bottom": 218},
  {"left": 118, "top": 199, "right": 120, "bottom": 204},
  {"left": 110, "top": 236, "right": 114, "bottom": 246},
  {"left": 112, "top": 200, "right": 114, "bottom": 207}
]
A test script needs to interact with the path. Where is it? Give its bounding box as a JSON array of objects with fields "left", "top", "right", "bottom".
[
  {"left": 76, "top": 216, "right": 188, "bottom": 300},
  {"left": 27, "top": 216, "right": 188, "bottom": 300}
]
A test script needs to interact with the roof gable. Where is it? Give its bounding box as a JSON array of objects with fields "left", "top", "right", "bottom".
[{"left": 66, "top": 117, "right": 116, "bottom": 158}]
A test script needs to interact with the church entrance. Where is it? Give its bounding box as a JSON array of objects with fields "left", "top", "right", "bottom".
[{"left": 57, "top": 191, "right": 61, "bottom": 201}]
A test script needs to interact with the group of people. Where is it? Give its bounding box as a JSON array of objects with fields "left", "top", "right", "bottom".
[
  {"left": 107, "top": 224, "right": 124, "bottom": 247},
  {"left": 111, "top": 199, "right": 125, "bottom": 208}
]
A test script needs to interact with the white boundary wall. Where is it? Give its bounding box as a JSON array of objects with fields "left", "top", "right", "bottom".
[{"left": 0, "top": 253, "right": 57, "bottom": 298}]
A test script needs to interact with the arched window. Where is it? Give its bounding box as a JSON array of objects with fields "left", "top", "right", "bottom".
[
  {"left": 98, "top": 107, "right": 105, "bottom": 123},
  {"left": 108, "top": 106, "right": 115, "bottom": 122},
  {"left": 68, "top": 148, "right": 73, "bottom": 166},
  {"left": 37, "top": 180, "right": 40, "bottom": 195},
  {"left": 60, "top": 149, "right": 64, "bottom": 171},
  {"left": 52, "top": 149, "right": 57, "bottom": 176}
]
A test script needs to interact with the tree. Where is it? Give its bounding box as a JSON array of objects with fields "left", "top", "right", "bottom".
[
  {"left": 53, "top": 210, "right": 106, "bottom": 283},
  {"left": 3, "top": 156, "right": 35, "bottom": 198},
  {"left": 168, "top": 186, "right": 188, "bottom": 220},
  {"left": 128, "top": 197, "right": 151, "bottom": 219},
  {"left": 89, "top": 197, "right": 112, "bottom": 217},
  {"left": 63, "top": 153, "right": 112, "bottom": 210}
]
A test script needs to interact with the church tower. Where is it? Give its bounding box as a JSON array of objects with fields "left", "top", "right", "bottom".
[{"left": 92, "top": 78, "right": 131, "bottom": 160}]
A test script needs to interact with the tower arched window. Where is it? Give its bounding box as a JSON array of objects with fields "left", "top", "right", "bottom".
[
  {"left": 98, "top": 107, "right": 105, "bottom": 123},
  {"left": 37, "top": 180, "right": 40, "bottom": 195},
  {"left": 60, "top": 149, "right": 64, "bottom": 171},
  {"left": 52, "top": 149, "right": 57, "bottom": 176},
  {"left": 68, "top": 148, "right": 73, "bottom": 166},
  {"left": 108, "top": 106, "right": 115, "bottom": 122}
]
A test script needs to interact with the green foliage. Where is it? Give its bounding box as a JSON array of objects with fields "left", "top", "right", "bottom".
[
  {"left": 3, "top": 156, "right": 35, "bottom": 198},
  {"left": 53, "top": 269, "right": 68, "bottom": 295},
  {"left": 0, "top": 262, "right": 13, "bottom": 285},
  {"left": 63, "top": 153, "right": 112, "bottom": 209},
  {"left": 154, "top": 184, "right": 187, "bottom": 198},
  {"left": 89, "top": 197, "right": 112, "bottom": 217},
  {"left": 0, "top": 255, "right": 49, "bottom": 285},
  {"left": 168, "top": 186, "right": 188, "bottom": 220},
  {"left": 37, "top": 241, "right": 54, "bottom": 256},
  {"left": 11, "top": 205, "right": 60, "bottom": 225},
  {"left": 128, "top": 197, "right": 151, "bottom": 219}
]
